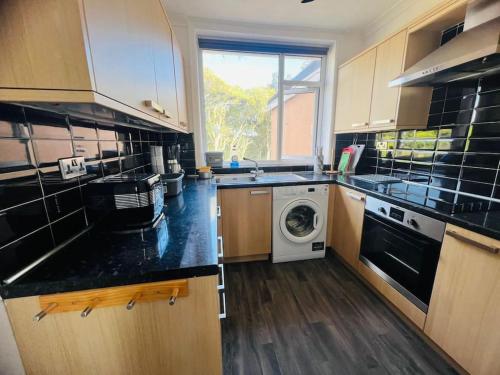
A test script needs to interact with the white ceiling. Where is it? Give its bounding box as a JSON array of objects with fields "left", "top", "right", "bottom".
[{"left": 166, "top": 0, "right": 406, "bottom": 31}]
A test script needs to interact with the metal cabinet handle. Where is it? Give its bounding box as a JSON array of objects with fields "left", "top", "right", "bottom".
[
  {"left": 163, "top": 110, "right": 172, "bottom": 119},
  {"left": 347, "top": 191, "right": 365, "bottom": 202},
  {"left": 371, "top": 119, "right": 395, "bottom": 125},
  {"left": 446, "top": 230, "right": 500, "bottom": 254},
  {"left": 219, "top": 291, "right": 226, "bottom": 319},
  {"left": 217, "top": 236, "right": 224, "bottom": 259},
  {"left": 33, "top": 302, "right": 58, "bottom": 322},
  {"left": 217, "top": 264, "right": 225, "bottom": 291},
  {"left": 217, "top": 205, "right": 221, "bottom": 218},
  {"left": 351, "top": 122, "right": 368, "bottom": 127},
  {"left": 250, "top": 190, "right": 270, "bottom": 195},
  {"left": 144, "top": 100, "right": 165, "bottom": 115}
]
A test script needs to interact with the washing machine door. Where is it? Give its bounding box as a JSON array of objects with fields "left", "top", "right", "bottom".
[{"left": 279, "top": 199, "right": 324, "bottom": 244}]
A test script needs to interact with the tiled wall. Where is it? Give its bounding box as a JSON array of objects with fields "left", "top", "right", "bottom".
[
  {"left": 163, "top": 133, "right": 197, "bottom": 176},
  {"left": 0, "top": 103, "right": 194, "bottom": 282},
  {"left": 335, "top": 22, "right": 500, "bottom": 213},
  {"left": 335, "top": 73, "right": 500, "bottom": 213}
]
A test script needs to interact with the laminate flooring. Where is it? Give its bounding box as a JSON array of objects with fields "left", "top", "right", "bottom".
[{"left": 221, "top": 252, "right": 457, "bottom": 375}]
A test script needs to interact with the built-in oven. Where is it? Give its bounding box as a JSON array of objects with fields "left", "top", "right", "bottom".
[{"left": 359, "top": 196, "right": 446, "bottom": 312}]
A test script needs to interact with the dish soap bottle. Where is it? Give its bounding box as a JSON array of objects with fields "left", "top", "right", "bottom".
[{"left": 230, "top": 145, "right": 239, "bottom": 168}]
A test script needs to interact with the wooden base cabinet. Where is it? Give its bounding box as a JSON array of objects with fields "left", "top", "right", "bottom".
[
  {"left": 424, "top": 224, "right": 500, "bottom": 375},
  {"left": 326, "top": 185, "right": 336, "bottom": 248},
  {"left": 331, "top": 186, "right": 366, "bottom": 268},
  {"left": 219, "top": 187, "right": 272, "bottom": 261},
  {"left": 5, "top": 276, "right": 222, "bottom": 375}
]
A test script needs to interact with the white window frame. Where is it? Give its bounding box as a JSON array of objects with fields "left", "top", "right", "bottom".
[{"left": 198, "top": 47, "right": 326, "bottom": 166}]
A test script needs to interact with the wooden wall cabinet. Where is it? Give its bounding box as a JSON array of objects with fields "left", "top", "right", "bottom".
[
  {"left": 368, "top": 30, "right": 407, "bottom": 130},
  {"left": 5, "top": 276, "right": 222, "bottom": 375},
  {"left": 150, "top": 0, "right": 180, "bottom": 127},
  {"left": 331, "top": 186, "right": 366, "bottom": 268},
  {"left": 424, "top": 224, "right": 500, "bottom": 375},
  {"left": 334, "top": 49, "right": 376, "bottom": 133},
  {"left": 173, "top": 34, "right": 189, "bottom": 130},
  {"left": 334, "top": 1, "right": 467, "bottom": 134},
  {"left": 219, "top": 187, "right": 272, "bottom": 261},
  {"left": 0, "top": 0, "right": 188, "bottom": 133}
]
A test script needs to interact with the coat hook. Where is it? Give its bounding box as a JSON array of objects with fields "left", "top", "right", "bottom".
[
  {"left": 33, "top": 302, "right": 58, "bottom": 322},
  {"left": 126, "top": 292, "right": 142, "bottom": 310},
  {"left": 169, "top": 288, "right": 179, "bottom": 306},
  {"left": 81, "top": 298, "right": 99, "bottom": 318}
]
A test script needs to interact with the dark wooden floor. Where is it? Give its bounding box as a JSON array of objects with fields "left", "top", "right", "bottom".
[{"left": 221, "top": 252, "right": 457, "bottom": 375}]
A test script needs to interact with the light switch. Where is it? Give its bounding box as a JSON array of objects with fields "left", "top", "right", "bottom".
[{"left": 59, "top": 156, "right": 87, "bottom": 180}]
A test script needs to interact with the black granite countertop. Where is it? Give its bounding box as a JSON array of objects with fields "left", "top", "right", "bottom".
[
  {"left": 333, "top": 175, "right": 500, "bottom": 241},
  {"left": 0, "top": 179, "right": 219, "bottom": 299},
  {"left": 3, "top": 171, "right": 499, "bottom": 299},
  {"left": 216, "top": 171, "right": 500, "bottom": 241}
]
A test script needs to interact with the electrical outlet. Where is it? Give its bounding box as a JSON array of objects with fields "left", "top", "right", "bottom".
[
  {"left": 59, "top": 157, "right": 87, "bottom": 180},
  {"left": 376, "top": 141, "right": 388, "bottom": 150}
]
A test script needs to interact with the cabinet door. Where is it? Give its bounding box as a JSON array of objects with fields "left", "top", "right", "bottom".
[
  {"left": 333, "top": 63, "right": 355, "bottom": 133},
  {"left": 151, "top": 0, "right": 179, "bottom": 127},
  {"left": 369, "top": 31, "right": 406, "bottom": 129},
  {"left": 221, "top": 188, "right": 272, "bottom": 258},
  {"left": 350, "top": 49, "right": 376, "bottom": 130},
  {"left": 424, "top": 224, "right": 500, "bottom": 375},
  {"left": 83, "top": 0, "right": 158, "bottom": 118},
  {"left": 173, "top": 34, "right": 189, "bottom": 130},
  {"left": 0, "top": 0, "right": 93, "bottom": 91},
  {"left": 5, "top": 276, "right": 222, "bottom": 375},
  {"left": 331, "top": 186, "right": 365, "bottom": 267}
]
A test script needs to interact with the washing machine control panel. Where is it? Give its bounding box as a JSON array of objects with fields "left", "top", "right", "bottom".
[{"left": 273, "top": 184, "right": 329, "bottom": 199}]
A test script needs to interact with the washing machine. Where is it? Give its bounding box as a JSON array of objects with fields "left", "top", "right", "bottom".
[{"left": 272, "top": 184, "right": 329, "bottom": 263}]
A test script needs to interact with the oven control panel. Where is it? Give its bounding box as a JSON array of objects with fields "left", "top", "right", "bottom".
[{"left": 365, "top": 196, "right": 445, "bottom": 242}]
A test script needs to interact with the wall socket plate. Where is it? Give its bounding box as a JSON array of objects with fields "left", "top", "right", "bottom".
[{"left": 59, "top": 157, "right": 87, "bottom": 180}]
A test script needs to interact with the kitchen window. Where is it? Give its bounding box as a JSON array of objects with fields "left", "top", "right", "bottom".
[{"left": 198, "top": 39, "right": 328, "bottom": 164}]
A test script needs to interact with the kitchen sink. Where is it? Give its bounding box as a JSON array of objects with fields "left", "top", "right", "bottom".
[{"left": 215, "top": 173, "right": 308, "bottom": 185}]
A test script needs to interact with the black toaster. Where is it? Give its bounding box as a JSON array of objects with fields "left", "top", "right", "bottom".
[{"left": 85, "top": 173, "right": 164, "bottom": 227}]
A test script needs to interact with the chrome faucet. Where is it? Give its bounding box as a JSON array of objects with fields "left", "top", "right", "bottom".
[{"left": 243, "top": 157, "right": 264, "bottom": 179}]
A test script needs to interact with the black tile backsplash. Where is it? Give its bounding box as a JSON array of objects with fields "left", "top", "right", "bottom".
[
  {"left": 335, "top": 72, "right": 500, "bottom": 211},
  {"left": 163, "top": 132, "right": 197, "bottom": 175},
  {"left": 0, "top": 103, "right": 193, "bottom": 282}
]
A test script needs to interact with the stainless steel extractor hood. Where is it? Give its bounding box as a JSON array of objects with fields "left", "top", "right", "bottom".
[{"left": 389, "top": 0, "right": 500, "bottom": 87}]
